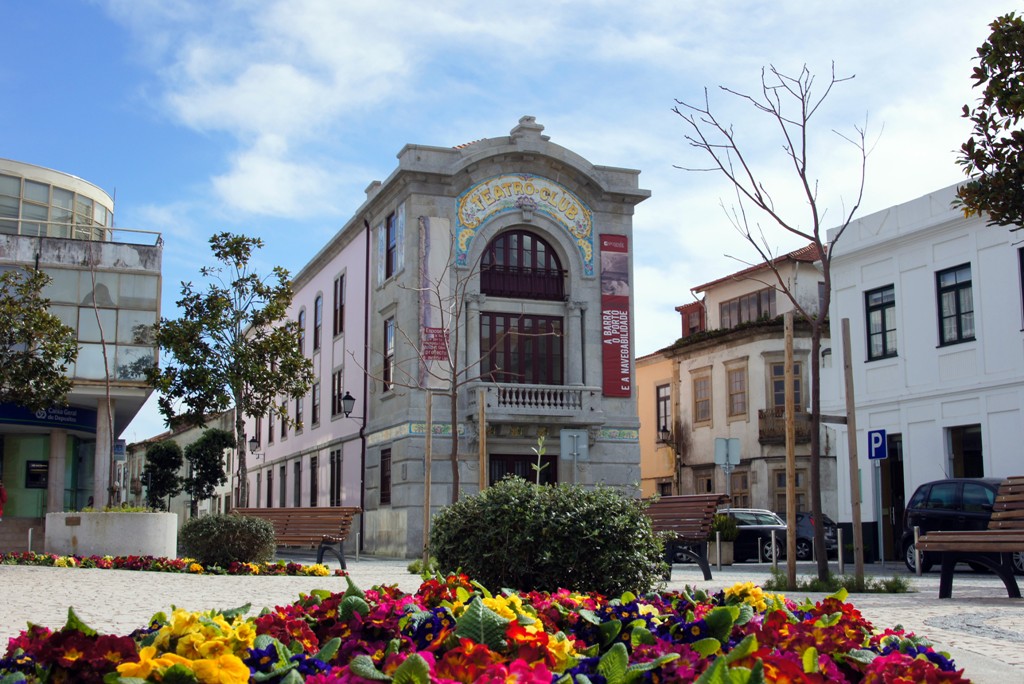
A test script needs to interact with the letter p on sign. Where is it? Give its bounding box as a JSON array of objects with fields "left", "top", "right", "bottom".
[{"left": 867, "top": 429, "right": 887, "bottom": 460}]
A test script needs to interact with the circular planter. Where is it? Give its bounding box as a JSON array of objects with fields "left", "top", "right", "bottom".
[{"left": 44, "top": 512, "right": 178, "bottom": 558}]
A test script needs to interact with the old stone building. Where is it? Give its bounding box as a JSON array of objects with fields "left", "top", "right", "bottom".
[{"left": 244, "top": 117, "right": 650, "bottom": 557}]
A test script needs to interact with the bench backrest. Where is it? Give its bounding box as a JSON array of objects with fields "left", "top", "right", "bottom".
[
  {"left": 989, "top": 476, "right": 1024, "bottom": 531},
  {"left": 645, "top": 493, "right": 731, "bottom": 542},
  {"left": 232, "top": 507, "right": 361, "bottom": 541}
]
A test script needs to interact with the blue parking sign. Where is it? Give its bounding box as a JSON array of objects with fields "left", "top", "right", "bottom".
[{"left": 867, "top": 429, "right": 887, "bottom": 460}]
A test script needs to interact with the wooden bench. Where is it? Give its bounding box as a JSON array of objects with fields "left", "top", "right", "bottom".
[
  {"left": 233, "top": 506, "right": 361, "bottom": 569},
  {"left": 917, "top": 476, "right": 1024, "bottom": 598},
  {"left": 645, "top": 493, "right": 731, "bottom": 581}
]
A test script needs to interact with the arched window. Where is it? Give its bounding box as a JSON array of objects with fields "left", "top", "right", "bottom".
[
  {"left": 481, "top": 230, "right": 565, "bottom": 300},
  {"left": 298, "top": 309, "right": 306, "bottom": 354}
]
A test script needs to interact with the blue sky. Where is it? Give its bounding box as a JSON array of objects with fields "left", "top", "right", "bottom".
[{"left": 2, "top": 0, "right": 1017, "bottom": 442}]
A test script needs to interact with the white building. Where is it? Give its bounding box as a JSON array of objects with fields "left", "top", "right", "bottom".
[
  {"left": 824, "top": 184, "right": 1024, "bottom": 562},
  {"left": 0, "top": 159, "right": 160, "bottom": 551}
]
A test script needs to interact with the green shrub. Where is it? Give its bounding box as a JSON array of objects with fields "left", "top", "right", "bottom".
[
  {"left": 762, "top": 568, "right": 913, "bottom": 593},
  {"left": 178, "top": 514, "right": 277, "bottom": 566},
  {"left": 430, "top": 476, "right": 665, "bottom": 595},
  {"left": 708, "top": 513, "right": 740, "bottom": 542}
]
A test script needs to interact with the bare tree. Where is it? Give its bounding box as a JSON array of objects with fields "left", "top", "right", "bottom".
[{"left": 673, "top": 63, "right": 870, "bottom": 581}]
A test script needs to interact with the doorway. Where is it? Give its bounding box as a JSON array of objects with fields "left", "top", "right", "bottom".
[{"left": 878, "top": 433, "right": 905, "bottom": 560}]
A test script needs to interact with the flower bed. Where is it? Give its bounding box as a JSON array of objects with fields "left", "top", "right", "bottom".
[
  {"left": 0, "top": 551, "right": 341, "bottom": 577},
  {"left": 0, "top": 573, "right": 970, "bottom": 683}
]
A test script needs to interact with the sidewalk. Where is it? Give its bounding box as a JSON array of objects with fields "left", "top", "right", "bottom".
[{"left": 1, "top": 556, "right": 1020, "bottom": 682}]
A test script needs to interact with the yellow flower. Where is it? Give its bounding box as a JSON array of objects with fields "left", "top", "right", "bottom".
[
  {"left": 546, "top": 632, "right": 578, "bottom": 671},
  {"left": 304, "top": 563, "right": 331, "bottom": 577},
  {"left": 117, "top": 645, "right": 160, "bottom": 679},
  {"left": 230, "top": 621, "right": 257, "bottom": 650},
  {"left": 190, "top": 563, "right": 205, "bottom": 574},
  {"left": 724, "top": 581, "right": 767, "bottom": 612},
  {"left": 483, "top": 593, "right": 525, "bottom": 620},
  {"left": 191, "top": 653, "right": 250, "bottom": 684},
  {"left": 176, "top": 631, "right": 207, "bottom": 659}
]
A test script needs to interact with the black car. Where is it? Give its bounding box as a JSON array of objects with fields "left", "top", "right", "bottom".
[
  {"left": 900, "top": 477, "right": 1024, "bottom": 574},
  {"left": 718, "top": 508, "right": 787, "bottom": 562},
  {"left": 780, "top": 511, "right": 838, "bottom": 560}
]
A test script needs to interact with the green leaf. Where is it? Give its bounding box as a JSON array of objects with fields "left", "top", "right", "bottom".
[
  {"left": 338, "top": 595, "right": 371, "bottom": 621},
  {"left": 102, "top": 675, "right": 145, "bottom": 684},
  {"left": 596, "top": 642, "right": 629, "bottom": 683},
  {"left": 734, "top": 603, "right": 755, "bottom": 626},
  {"left": 703, "top": 605, "right": 740, "bottom": 642},
  {"left": 63, "top": 607, "right": 97, "bottom": 637},
  {"left": 315, "top": 637, "right": 342, "bottom": 663},
  {"left": 826, "top": 587, "right": 849, "bottom": 602},
  {"left": 577, "top": 608, "right": 601, "bottom": 625},
  {"left": 597, "top": 619, "right": 623, "bottom": 647},
  {"left": 691, "top": 637, "right": 723, "bottom": 658},
  {"left": 454, "top": 598, "right": 509, "bottom": 649},
  {"left": 391, "top": 654, "right": 432, "bottom": 684},
  {"left": 843, "top": 648, "right": 878, "bottom": 665},
  {"left": 814, "top": 612, "right": 842, "bottom": 628},
  {"left": 723, "top": 634, "right": 758, "bottom": 664},
  {"left": 161, "top": 664, "right": 200, "bottom": 684},
  {"left": 278, "top": 671, "right": 306, "bottom": 684},
  {"left": 343, "top": 574, "right": 366, "bottom": 601},
  {"left": 630, "top": 625, "right": 657, "bottom": 647},
  {"left": 348, "top": 655, "right": 392, "bottom": 681},
  {"left": 694, "top": 658, "right": 730, "bottom": 684},
  {"left": 802, "top": 646, "right": 819, "bottom": 673}
]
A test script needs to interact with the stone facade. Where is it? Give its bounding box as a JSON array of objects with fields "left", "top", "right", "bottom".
[{"left": 244, "top": 117, "right": 649, "bottom": 558}]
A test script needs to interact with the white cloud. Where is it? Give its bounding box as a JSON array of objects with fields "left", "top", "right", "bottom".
[
  {"left": 211, "top": 135, "right": 338, "bottom": 218},
  {"left": 98, "top": 0, "right": 1023, "bottom": 352}
]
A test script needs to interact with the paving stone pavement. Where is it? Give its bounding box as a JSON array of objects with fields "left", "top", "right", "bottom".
[{"left": 1, "top": 556, "right": 1021, "bottom": 682}]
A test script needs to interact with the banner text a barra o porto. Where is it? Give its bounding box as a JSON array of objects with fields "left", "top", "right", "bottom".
[{"left": 599, "top": 234, "right": 631, "bottom": 397}]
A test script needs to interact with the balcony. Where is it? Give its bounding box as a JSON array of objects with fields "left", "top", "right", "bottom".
[
  {"left": 467, "top": 382, "right": 604, "bottom": 426},
  {"left": 757, "top": 407, "right": 812, "bottom": 444}
]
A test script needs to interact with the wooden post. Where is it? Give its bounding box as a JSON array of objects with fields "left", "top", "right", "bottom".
[
  {"left": 478, "top": 389, "right": 487, "bottom": 491},
  {"left": 423, "top": 391, "right": 433, "bottom": 567},
  {"left": 841, "top": 318, "right": 865, "bottom": 583},
  {"left": 784, "top": 312, "right": 797, "bottom": 588}
]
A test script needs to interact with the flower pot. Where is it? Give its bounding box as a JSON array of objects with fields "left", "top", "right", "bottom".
[
  {"left": 707, "top": 540, "right": 734, "bottom": 566},
  {"left": 44, "top": 512, "right": 178, "bottom": 558}
]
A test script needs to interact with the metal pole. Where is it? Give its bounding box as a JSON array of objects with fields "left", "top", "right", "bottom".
[
  {"left": 715, "top": 530, "right": 721, "bottom": 570},
  {"left": 838, "top": 527, "right": 845, "bottom": 575},
  {"left": 914, "top": 525, "right": 922, "bottom": 576}
]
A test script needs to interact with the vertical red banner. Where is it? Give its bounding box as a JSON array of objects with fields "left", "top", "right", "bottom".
[{"left": 599, "top": 234, "right": 631, "bottom": 397}]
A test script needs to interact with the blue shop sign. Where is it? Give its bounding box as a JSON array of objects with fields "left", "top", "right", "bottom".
[{"left": 0, "top": 403, "right": 97, "bottom": 433}]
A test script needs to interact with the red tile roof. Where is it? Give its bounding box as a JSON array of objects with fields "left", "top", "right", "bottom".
[{"left": 691, "top": 242, "right": 822, "bottom": 293}]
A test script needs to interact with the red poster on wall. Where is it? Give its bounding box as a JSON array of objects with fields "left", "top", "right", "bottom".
[{"left": 599, "top": 234, "right": 631, "bottom": 397}]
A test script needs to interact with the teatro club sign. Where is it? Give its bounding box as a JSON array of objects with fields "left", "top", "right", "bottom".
[{"left": 455, "top": 173, "right": 595, "bottom": 275}]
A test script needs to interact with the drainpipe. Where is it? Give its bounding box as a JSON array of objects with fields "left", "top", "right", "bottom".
[{"left": 359, "top": 218, "right": 371, "bottom": 552}]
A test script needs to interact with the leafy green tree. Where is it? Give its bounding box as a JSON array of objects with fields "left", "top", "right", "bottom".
[
  {"left": 147, "top": 233, "right": 313, "bottom": 505},
  {"left": 142, "top": 440, "right": 184, "bottom": 511},
  {"left": 184, "top": 428, "right": 235, "bottom": 517},
  {"left": 957, "top": 12, "right": 1024, "bottom": 230},
  {"left": 0, "top": 268, "right": 78, "bottom": 411}
]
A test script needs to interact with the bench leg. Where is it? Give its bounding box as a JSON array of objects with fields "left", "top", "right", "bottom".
[
  {"left": 938, "top": 553, "right": 956, "bottom": 599},
  {"left": 317, "top": 542, "right": 347, "bottom": 569},
  {"left": 936, "top": 552, "right": 1021, "bottom": 599}
]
